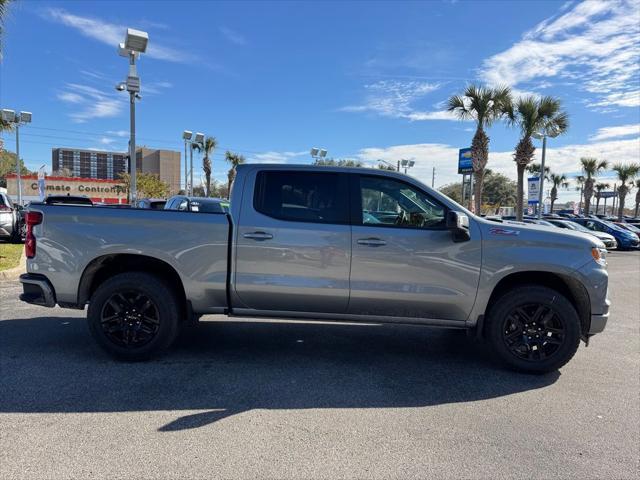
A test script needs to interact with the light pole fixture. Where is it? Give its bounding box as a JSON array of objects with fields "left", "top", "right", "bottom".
[
  {"left": 532, "top": 124, "right": 560, "bottom": 218},
  {"left": 1, "top": 109, "right": 32, "bottom": 205},
  {"left": 400, "top": 159, "right": 415, "bottom": 174},
  {"left": 117, "top": 28, "right": 148, "bottom": 204},
  {"left": 182, "top": 131, "right": 193, "bottom": 193},
  {"left": 310, "top": 147, "right": 328, "bottom": 163}
]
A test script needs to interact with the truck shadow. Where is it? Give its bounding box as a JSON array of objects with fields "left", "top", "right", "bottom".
[{"left": 0, "top": 316, "right": 559, "bottom": 431}]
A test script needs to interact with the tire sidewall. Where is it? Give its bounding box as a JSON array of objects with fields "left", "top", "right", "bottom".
[
  {"left": 87, "top": 272, "right": 179, "bottom": 360},
  {"left": 487, "top": 286, "right": 581, "bottom": 373}
]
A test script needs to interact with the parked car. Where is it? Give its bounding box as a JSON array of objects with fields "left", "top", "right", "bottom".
[
  {"left": 136, "top": 198, "right": 167, "bottom": 210},
  {"left": 570, "top": 218, "right": 639, "bottom": 250},
  {"left": 44, "top": 195, "right": 93, "bottom": 206},
  {"left": 0, "top": 192, "right": 22, "bottom": 243},
  {"left": 546, "top": 219, "right": 617, "bottom": 249},
  {"left": 164, "top": 195, "right": 229, "bottom": 213},
  {"left": 20, "top": 164, "right": 611, "bottom": 373},
  {"left": 614, "top": 222, "right": 640, "bottom": 236}
]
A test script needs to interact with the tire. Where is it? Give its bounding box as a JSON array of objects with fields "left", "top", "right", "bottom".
[
  {"left": 486, "top": 285, "right": 581, "bottom": 374},
  {"left": 87, "top": 272, "right": 180, "bottom": 361}
]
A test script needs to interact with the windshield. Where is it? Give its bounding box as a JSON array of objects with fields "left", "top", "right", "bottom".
[
  {"left": 601, "top": 220, "right": 628, "bottom": 232},
  {"left": 567, "top": 222, "right": 592, "bottom": 233}
]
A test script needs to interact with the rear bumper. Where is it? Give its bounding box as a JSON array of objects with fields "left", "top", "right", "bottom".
[{"left": 19, "top": 273, "right": 56, "bottom": 308}]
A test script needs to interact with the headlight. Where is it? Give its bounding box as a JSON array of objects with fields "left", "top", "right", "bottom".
[{"left": 591, "top": 247, "right": 607, "bottom": 266}]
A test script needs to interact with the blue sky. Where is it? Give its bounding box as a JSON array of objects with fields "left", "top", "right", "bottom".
[{"left": 1, "top": 0, "right": 639, "bottom": 202}]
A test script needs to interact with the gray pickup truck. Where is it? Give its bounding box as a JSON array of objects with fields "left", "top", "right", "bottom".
[{"left": 19, "top": 164, "right": 610, "bottom": 372}]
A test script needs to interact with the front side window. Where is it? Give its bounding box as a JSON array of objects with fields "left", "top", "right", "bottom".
[
  {"left": 254, "top": 171, "right": 348, "bottom": 224},
  {"left": 359, "top": 176, "right": 446, "bottom": 229}
]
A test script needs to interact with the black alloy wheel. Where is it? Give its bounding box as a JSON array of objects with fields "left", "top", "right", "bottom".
[
  {"left": 502, "top": 304, "right": 564, "bottom": 362},
  {"left": 100, "top": 290, "right": 160, "bottom": 348}
]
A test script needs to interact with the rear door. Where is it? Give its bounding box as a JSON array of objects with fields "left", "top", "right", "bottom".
[
  {"left": 233, "top": 169, "right": 351, "bottom": 313},
  {"left": 348, "top": 173, "right": 481, "bottom": 321}
]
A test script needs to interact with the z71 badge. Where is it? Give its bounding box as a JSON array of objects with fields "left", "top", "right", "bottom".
[{"left": 489, "top": 227, "right": 520, "bottom": 236}]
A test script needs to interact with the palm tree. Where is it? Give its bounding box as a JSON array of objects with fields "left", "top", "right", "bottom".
[
  {"left": 224, "top": 151, "right": 245, "bottom": 197},
  {"left": 526, "top": 162, "right": 550, "bottom": 180},
  {"left": 594, "top": 182, "right": 610, "bottom": 216},
  {"left": 447, "top": 84, "right": 512, "bottom": 214},
  {"left": 192, "top": 136, "right": 217, "bottom": 197},
  {"left": 611, "top": 163, "right": 640, "bottom": 220},
  {"left": 548, "top": 172, "right": 569, "bottom": 213},
  {"left": 634, "top": 179, "right": 640, "bottom": 218},
  {"left": 511, "top": 95, "right": 569, "bottom": 220},
  {"left": 580, "top": 157, "right": 608, "bottom": 216}
]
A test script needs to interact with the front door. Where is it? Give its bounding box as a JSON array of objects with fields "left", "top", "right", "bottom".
[
  {"left": 234, "top": 169, "right": 351, "bottom": 313},
  {"left": 348, "top": 174, "right": 481, "bottom": 321}
]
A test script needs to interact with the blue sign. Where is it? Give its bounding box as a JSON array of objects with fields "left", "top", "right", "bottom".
[
  {"left": 528, "top": 176, "right": 540, "bottom": 205},
  {"left": 598, "top": 191, "right": 617, "bottom": 199},
  {"left": 458, "top": 148, "right": 473, "bottom": 174}
]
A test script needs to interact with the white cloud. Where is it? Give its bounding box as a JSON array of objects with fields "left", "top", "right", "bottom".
[
  {"left": 590, "top": 124, "right": 640, "bottom": 141},
  {"left": 219, "top": 27, "right": 246, "bottom": 45},
  {"left": 480, "top": 0, "right": 640, "bottom": 111},
  {"left": 45, "top": 8, "right": 198, "bottom": 63},
  {"left": 106, "top": 130, "right": 130, "bottom": 138},
  {"left": 249, "top": 151, "right": 308, "bottom": 164},
  {"left": 56, "top": 92, "right": 83, "bottom": 104},
  {"left": 341, "top": 80, "right": 456, "bottom": 121},
  {"left": 57, "top": 83, "right": 124, "bottom": 123}
]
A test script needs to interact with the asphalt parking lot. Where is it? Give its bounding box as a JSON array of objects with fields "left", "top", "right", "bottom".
[{"left": 1, "top": 251, "right": 638, "bottom": 479}]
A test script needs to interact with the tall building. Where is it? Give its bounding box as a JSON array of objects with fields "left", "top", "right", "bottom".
[
  {"left": 51, "top": 147, "right": 181, "bottom": 195},
  {"left": 52, "top": 148, "right": 127, "bottom": 180},
  {"left": 136, "top": 147, "right": 181, "bottom": 195}
]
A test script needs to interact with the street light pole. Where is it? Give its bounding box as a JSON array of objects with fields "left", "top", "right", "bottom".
[
  {"left": 189, "top": 145, "right": 194, "bottom": 196},
  {"left": 128, "top": 61, "right": 137, "bottom": 203},
  {"left": 1, "top": 109, "right": 32, "bottom": 205},
  {"left": 117, "top": 28, "right": 148, "bottom": 204},
  {"left": 15, "top": 123, "right": 21, "bottom": 204},
  {"left": 533, "top": 124, "right": 559, "bottom": 218},
  {"left": 537, "top": 135, "right": 547, "bottom": 218}
]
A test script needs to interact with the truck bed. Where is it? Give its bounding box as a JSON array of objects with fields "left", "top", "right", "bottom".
[{"left": 27, "top": 205, "right": 230, "bottom": 313}]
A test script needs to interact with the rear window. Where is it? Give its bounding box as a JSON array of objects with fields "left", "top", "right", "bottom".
[{"left": 254, "top": 171, "right": 348, "bottom": 224}]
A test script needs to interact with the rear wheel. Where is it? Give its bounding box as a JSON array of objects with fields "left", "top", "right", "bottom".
[
  {"left": 486, "top": 286, "right": 581, "bottom": 373},
  {"left": 87, "top": 272, "right": 180, "bottom": 361}
]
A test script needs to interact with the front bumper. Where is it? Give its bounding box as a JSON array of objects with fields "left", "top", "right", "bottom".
[
  {"left": 589, "top": 298, "right": 610, "bottom": 334},
  {"left": 19, "top": 273, "right": 56, "bottom": 308}
]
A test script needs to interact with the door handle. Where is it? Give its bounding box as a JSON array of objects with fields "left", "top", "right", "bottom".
[
  {"left": 357, "top": 237, "right": 386, "bottom": 246},
  {"left": 243, "top": 231, "right": 273, "bottom": 241}
]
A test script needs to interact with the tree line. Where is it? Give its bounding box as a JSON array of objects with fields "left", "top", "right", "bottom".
[{"left": 446, "top": 84, "right": 640, "bottom": 221}]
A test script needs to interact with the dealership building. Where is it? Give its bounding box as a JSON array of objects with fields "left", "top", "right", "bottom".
[{"left": 6, "top": 173, "right": 129, "bottom": 204}]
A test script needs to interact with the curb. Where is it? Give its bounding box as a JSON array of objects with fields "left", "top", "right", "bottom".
[{"left": 0, "top": 249, "right": 26, "bottom": 281}]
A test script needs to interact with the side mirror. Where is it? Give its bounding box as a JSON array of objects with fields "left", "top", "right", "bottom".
[{"left": 446, "top": 211, "right": 470, "bottom": 242}]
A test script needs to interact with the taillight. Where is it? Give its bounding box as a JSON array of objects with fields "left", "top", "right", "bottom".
[{"left": 25, "top": 212, "right": 43, "bottom": 259}]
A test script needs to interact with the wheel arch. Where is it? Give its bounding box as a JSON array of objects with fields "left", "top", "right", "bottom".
[
  {"left": 483, "top": 271, "right": 591, "bottom": 337},
  {"left": 78, "top": 254, "right": 189, "bottom": 318}
]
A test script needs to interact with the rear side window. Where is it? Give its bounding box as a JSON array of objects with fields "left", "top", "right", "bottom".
[{"left": 254, "top": 171, "right": 349, "bottom": 224}]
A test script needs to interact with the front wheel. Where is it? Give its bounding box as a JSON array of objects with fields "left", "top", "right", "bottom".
[
  {"left": 486, "top": 286, "right": 581, "bottom": 374},
  {"left": 87, "top": 272, "right": 180, "bottom": 361}
]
